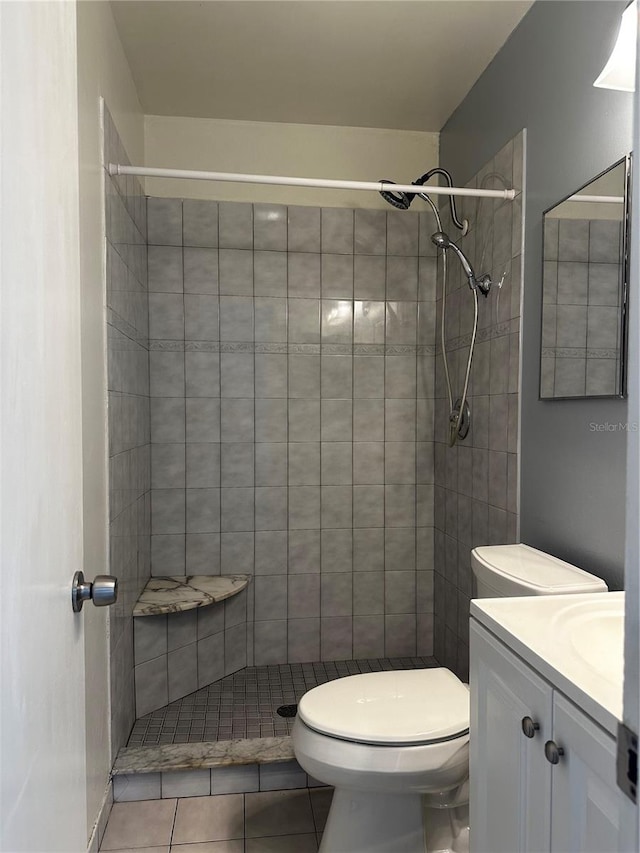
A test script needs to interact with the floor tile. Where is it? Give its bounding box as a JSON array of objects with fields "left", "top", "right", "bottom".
[
  {"left": 309, "top": 787, "right": 333, "bottom": 832},
  {"left": 100, "top": 800, "right": 177, "bottom": 850},
  {"left": 171, "top": 842, "right": 244, "bottom": 852},
  {"left": 172, "top": 794, "right": 244, "bottom": 844},
  {"left": 107, "top": 848, "right": 168, "bottom": 853},
  {"left": 245, "top": 790, "right": 315, "bottom": 838},
  {"left": 130, "top": 657, "right": 436, "bottom": 747},
  {"left": 245, "top": 833, "right": 318, "bottom": 853}
]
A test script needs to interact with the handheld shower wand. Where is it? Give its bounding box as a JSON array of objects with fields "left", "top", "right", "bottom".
[
  {"left": 431, "top": 232, "right": 492, "bottom": 296},
  {"left": 431, "top": 230, "right": 497, "bottom": 446}
]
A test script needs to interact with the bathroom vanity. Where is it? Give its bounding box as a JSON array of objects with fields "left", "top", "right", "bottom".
[{"left": 469, "top": 592, "right": 634, "bottom": 853}]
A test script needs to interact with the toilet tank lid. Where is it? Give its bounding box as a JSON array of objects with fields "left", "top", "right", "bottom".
[{"left": 472, "top": 544, "right": 608, "bottom": 593}]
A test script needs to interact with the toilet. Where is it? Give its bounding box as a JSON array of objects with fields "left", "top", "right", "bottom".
[{"left": 292, "top": 543, "right": 608, "bottom": 853}]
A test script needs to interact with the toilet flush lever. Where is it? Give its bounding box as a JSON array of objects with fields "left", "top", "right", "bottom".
[
  {"left": 72, "top": 571, "right": 118, "bottom": 613},
  {"left": 521, "top": 716, "right": 540, "bottom": 739}
]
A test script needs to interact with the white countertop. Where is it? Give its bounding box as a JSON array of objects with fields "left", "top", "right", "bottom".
[{"left": 471, "top": 591, "right": 624, "bottom": 736}]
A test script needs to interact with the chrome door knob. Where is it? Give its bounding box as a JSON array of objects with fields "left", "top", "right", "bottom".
[
  {"left": 521, "top": 716, "right": 540, "bottom": 739},
  {"left": 544, "top": 740, "right": 565, "bottom": 765},
  {"left": 72, "top": 571, "right": 118, "bottom": 612}
]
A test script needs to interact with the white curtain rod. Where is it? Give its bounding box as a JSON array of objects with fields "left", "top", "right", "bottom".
[
  {"left": 108, "top": 163, "right": 518, "bottom": 201},
  {"left": 566, "top": 194, "right": 624, "bottom": 204}
]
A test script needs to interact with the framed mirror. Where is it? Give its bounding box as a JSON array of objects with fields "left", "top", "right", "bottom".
[{"left": 540, "top": 155, "right": 631, "bottom": 399}]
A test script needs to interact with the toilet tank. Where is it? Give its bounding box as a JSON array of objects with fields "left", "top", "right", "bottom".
[{"left": 471, "top": 543, "right": 608, "bottom": 598}]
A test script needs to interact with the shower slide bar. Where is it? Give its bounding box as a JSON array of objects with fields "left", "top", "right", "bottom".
[{"left": 108, "top": 164, "right": 518, "bottom": 201}]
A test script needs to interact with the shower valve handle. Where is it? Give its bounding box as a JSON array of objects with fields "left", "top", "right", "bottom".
[{"left": 476, "top": 274, "right": 493, "bottom": 297}]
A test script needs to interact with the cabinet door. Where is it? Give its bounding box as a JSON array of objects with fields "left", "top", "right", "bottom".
[
  {"left": 470, "top": 620, "right": 554, "bottom": 853},
  {"left": 550, "top": 693, "right": 636, "bottom": 853}
]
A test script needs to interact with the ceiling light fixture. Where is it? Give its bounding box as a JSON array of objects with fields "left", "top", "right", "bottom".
[{"left": 594, "top": 0, "right": 637, "bottom": 92}]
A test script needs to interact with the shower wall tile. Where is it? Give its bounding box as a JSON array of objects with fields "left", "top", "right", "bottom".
[
  {"left": 146, "top": 195, "right": 434, "bottom": 679},
  {"left": 433, "top": 130, "right": 524, "bottom": 680},
  {"left": 288, "top": 206, "right": 321, "bottom": 252},
  {"left": 183, "top": 199, "right": 218, "bottom": 248},
  {"left": 254, "top": 203, "right": 287, "bottom": 251},
  {"left": 105, "top": 106, "right": 150, "bottom": 755}
]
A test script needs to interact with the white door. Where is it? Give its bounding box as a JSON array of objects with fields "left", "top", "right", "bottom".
[
  {"left": 551, "top": 694, "right": 636, "bottom": 853},
  {"left": 0, "top": 2, "right": 88, "bottom": 851},
  {"left": 470, "top": 621, "right": 553, "bottom": 853}
]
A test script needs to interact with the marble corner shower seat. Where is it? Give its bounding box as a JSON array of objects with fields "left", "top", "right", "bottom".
[{"left": 132, "top": 574, "right": 251, "bottom": 718}]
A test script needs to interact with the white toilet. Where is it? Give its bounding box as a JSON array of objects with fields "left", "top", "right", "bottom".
[{"left": 292, "top": 543, "right": 608, "bottom": 853}]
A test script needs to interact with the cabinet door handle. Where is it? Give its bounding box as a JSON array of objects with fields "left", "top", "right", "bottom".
[
  {"left": 521, "top": 716, "right": 540, "bottom": 738},
  {"left": 544, "top": 740, "right": 565, "bottom": 764}
]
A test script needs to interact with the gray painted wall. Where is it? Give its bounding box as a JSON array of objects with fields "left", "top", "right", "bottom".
[{"left": 440, "top": 1, "right": 632, "bottom": 588}]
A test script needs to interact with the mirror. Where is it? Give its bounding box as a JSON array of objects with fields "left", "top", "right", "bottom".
[{"left": 540, "top": 156, "right": 631, "bottom": 399}]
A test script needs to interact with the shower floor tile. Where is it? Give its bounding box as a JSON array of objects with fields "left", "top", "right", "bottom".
[{"left": 128, "top": 656, "right": 437, "bottom": 747}]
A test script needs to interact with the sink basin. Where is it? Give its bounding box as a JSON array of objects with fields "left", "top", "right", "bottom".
[
  {"left": 472, "top": 591, "right": 625, "bottom": 733},
  {"left": 552, "top": 596, "right": 624, "bottom": 686}
]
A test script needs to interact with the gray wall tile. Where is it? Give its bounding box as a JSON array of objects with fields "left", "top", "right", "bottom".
[
  {"left": 149, "top": 246, "right": 183, "bottom": 293},
  {"left": 219, "top": 249, "right": 253, "bottom": 295},
  {"left": 289, "top": 253, "right": 321, "bottom": 297},
  {"left": 221, "top": 398, "right": 254, "bottom": 443},
  {"left": 219, "top": 202, "right": 253, "bottom": 249},
  {"left": 148, "top": 197, "right": 182, "bottom": 246},
  {"left": 254, "top": 251, "right": 287, "bottom": 297},
  {"left": 254, "top": 204, "right": 287, "bottom": 251},
  {"left": 322, "top": 254, "right": 354, "bottom": 298},
  {"left": 185, "top": 352, "right": 220, "bottom": 398},
  {"left": 184, "top": 248, "right": 218, "bottom": 294},
  {"left": 183, "top": 199, "right": 218, "bottom": 248},
  {"left": 288, "top": 529, "right": 320, "bottom": 574},
  {"left": 355, "top": 209, "right": 386, "bottom": 255},
  {"left": 322, "top": 208, "right": 354, "bottom": 254},
  {"left": 288, "top": 206, "right": 321, "bottom": 252},
  {"left": 143, "top": 195, "right": 435, "bottom": 678},
  {"left": 321, "top": 528, "right": 353, "bottom": 573}
]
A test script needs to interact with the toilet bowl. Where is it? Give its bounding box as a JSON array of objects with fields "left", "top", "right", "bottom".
[
  {"left": 292, "top": 544, "right": 608, "bottom": 853},
  {"left": 292, "top": 668, "right": 470, "bottom": 853}
]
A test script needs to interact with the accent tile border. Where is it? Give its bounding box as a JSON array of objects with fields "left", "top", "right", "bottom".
[
  {"left": 148, "top": 340, "right": 437, "bottom": 356},
  {"left": 541, "top": 346, "right": 618, "bottom": 360}
]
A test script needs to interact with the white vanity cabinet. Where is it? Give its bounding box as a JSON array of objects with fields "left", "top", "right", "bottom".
[{"left": 470, "top": 619, "right": 635, "bottom": 853}]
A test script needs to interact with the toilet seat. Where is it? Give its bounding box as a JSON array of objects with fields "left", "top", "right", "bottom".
[{"left": 297, "top": 667, "right": 469, "bottom": 746}]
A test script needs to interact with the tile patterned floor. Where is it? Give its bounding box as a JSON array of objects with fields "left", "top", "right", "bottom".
[
  {"left": 129, "top": 657, "right": 437, "bottom": 747},
  {"left": 100, "top": 787, "right": 332, "bottom": 852}
]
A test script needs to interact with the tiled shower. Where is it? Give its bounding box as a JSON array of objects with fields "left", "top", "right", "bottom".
[
  {"left": 104, "top": 109, "right": 523, "bottom": 750},
  {"left": 105, "top": 107, "right": 151, "bottom": 756},
  {"left": 144, "top": 196, "right": 438, "bottom": 676},
  {"left": 433, "top": 132, "right": 524, "bottom": 680}
]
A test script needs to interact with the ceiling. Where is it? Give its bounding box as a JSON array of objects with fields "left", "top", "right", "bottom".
[{"left": 111, "top": 0, "right": 533, "bottom": 132}]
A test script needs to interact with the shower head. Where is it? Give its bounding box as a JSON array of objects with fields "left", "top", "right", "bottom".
[
  {"left": 379, "top": 180, "right": 415, "bottom": 210},
  {"left": 431, "top": 231, "right": 477, "bottom": 289},
  {"left": 378, "top": 168, "right": 468, "bottom": 234}
]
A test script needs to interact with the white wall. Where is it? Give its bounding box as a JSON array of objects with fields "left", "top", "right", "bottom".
[
  {"left": 441, "top": 1, "right": 631, "bottom": 589},
  {"left": 144, "top": 115, "right": 439, "bottom": 208},
  {"left": 76, "top": 0, "right": 144, "bottom": 837}
]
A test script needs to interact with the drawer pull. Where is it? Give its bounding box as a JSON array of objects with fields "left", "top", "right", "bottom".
[
  {"left": 521, "top": 716, "right": 540, "bottom": 739},
  {"left": 544, "top": 740, "right": 565, "bottom": 764}
]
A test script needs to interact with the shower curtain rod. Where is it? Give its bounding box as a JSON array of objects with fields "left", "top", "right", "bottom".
[
  {"left": 108, "top": 163, "right": 518, "bottom": 200},
  {"left": 566, "top": 194, "right": 624, "bottom": 203}
]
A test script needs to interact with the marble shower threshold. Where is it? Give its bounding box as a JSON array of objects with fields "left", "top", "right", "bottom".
[{"left": 119, "top": 657, "right": 437, "bottom": 775}]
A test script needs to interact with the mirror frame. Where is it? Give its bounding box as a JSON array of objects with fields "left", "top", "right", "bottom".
[{"left": 539, "top": 153, "right": 632, "bottom": 401}]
